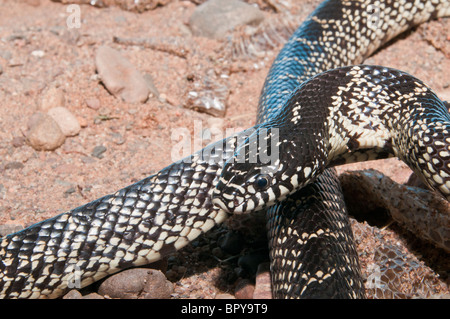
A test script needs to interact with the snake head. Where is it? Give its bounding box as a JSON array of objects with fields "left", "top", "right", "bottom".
[
  {"left": 211, "top": 124, "right": 298, "bottom": 213},
  {"left": 212, "top": 162, "right": 281, "bottom": 213}
]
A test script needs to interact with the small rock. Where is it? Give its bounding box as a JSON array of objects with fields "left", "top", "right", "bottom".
[
  {"left": 98, "top": 268, "right": 174, "bottom": 299},
  {"left": 47, "top": 107, "right": 81, "bottom": 137},
  {"left": 81, "top": 156, "right": 96, "bottom": 164},
  {"left": 253, "top": 262, "right": 272, "bottom": 299},
  {"left": 184, "top": 71, "right": 229, "bottom": 117},
  {"left": 0, "top": 63, "right": 3, "bottom": 75},
  {"left": 4, "top": 161, "right": 24, "bottom": 170},
  {"left": 164, "top": 269, "right": 178, "bottom": 282},
  {"left": 95, "top": 45, "right": 149, "bottom": 104},
  {"left": 77, "top": 116, "right": 88, "bottom": 128},
  {"left": 63, "top": 186, "right": 77, "bottom": 197},
  {"left": 11, "top": 136, "right": 25, "bottom": 147},
  {"left": 85, "top": 98, "right": 101, "bottom": 110},
  {"left": 62, "top": 290, "right": 83, "bottom": 299},
  {"left": 110, "top": 132, "right": 125, "bottom": 145},
  {"left": 31, "top": 50, "right": 45, "bottom": 58},
  {"left": 189, "top": 0, "right": 264, "bottom": 39},
  {"left": 235, "top": 278, "right": 254, "bottom": 299},
  {"left": 39, "top": 87, "right": 65, "bottom": 111},
  {"left": 159, "top": 93, "right": 167, "bottom": 103},
  {"left": 92, "top": 145, "right": 107, "bottom": 158},
  {"left": 26, "top": 112, "right": 65, "bottom": 151}
]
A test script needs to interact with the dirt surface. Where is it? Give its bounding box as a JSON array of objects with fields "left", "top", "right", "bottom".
[{"left": 0, "top": 0, "right": 449, "bottom": 299}]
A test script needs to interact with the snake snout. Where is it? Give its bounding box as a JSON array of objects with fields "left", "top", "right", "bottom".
[{"left": 211, "top": 184, "right": 246, "bottom": 213}]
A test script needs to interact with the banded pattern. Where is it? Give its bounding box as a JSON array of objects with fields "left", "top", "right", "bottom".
[
  {"left": 213, "top": 66, "right": 450, "bottom": 214},
  {"left": 267, "top": 169, "right": 364, "bottom": 298},
  {"left": 0, "top": 0, "right": 449, "bottom": 298},
  {"left": 258, "top": 0, "right": 450, "bottom": 122}
]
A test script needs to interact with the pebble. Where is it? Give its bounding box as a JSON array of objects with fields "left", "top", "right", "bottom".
[
  {"left": 62, "top": 290, "right": 83, "bottom": 299},
  {"left": 11, "top": 136, "right": 25, "bottom": 148},
  {"left": 91, "top": 145, "right": 107, "bottom": 158},
  {"left": 26, "top": 112, "right": 66, "bottom": 151},
  {"left": 31, "top": 50, "right": 45, "bottom": 58},
  {"left": 95, "top": 45, "right": 150, "bottom": 104},
  {"left": 253, "top": 262, "right": 272, "bottom": 299},
  {"left": 234, "top": 278, "right": 255, "bottom": 299},
  {"left": 81, "top": 156, "right": 96, "bottom": 164},
  {"left": 4, "top": 161, "right": 24, "bottom": 170},
  {"left": 164, "top": 269, "right": 178, "bottom": 282},
  {"left": 98, "top": 268, "right": 174, "bottom": 299},
  {"left": 62, "top": 290, "right": 105, "bottom": 299},
  {"left": 110, "top": 132, "right": 125, "bottom": 145},
  {"left": 77, "top": 116, "right": 88, "bottom": 128},
  {"left": 189, "top": 0, "right": 264, "bottom": 39},
  {"left": 47, "top": 106, "right": 81, "bottom": 137},
  {"left": 39, "top": 86, "right": 65, "bottom": 111},
  {"left": 63, "top": 186, "right": 77, "bottom": 197},
  {"left": 85, "top": 98, "right": 101, "bottom": 110},
  {"left": 184, "top": 71, "right": 230, "bottom": 117}
]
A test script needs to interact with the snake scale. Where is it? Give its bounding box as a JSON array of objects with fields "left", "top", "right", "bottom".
[{"left": 1, "top": 0, "right": 449, "bottom": 298}]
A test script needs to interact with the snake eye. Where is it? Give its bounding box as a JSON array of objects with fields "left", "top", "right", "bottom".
[{"left": 254, "top": 174, "right": 270, "bottom": 190}]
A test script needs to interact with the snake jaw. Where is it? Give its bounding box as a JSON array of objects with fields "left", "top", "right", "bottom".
[
  {"left": 211, "top": 192, "right": 245, "bottom": 213},
  {"left": 212, "top": 174, "right": 247, "bottom": 213},
  {"left": 212, "top": 163, "right": 293, "bottom": 214}
]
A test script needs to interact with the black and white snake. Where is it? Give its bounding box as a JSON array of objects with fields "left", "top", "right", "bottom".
[{"left": 0, "top": 0, "right": 449, "bottom": 299}]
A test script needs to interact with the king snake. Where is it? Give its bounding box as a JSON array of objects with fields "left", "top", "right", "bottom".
[{"left": 0, "top": 0, "right": 449, "bottom": 298}]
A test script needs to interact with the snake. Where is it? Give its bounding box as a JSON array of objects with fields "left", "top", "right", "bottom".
[
  {"left": 1, "top": 0, "right": 449, "bottom": 299},
  {"left": 213, "top": 65, "right": 450, "bottom": 213}
]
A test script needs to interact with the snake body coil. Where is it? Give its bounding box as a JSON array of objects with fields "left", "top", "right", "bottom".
[
  {"left": 213, "top": 65, "right": 450, "bottom": 213},
  {"left": 1, "top": 0, "right": 449, "bottom": 298}
]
